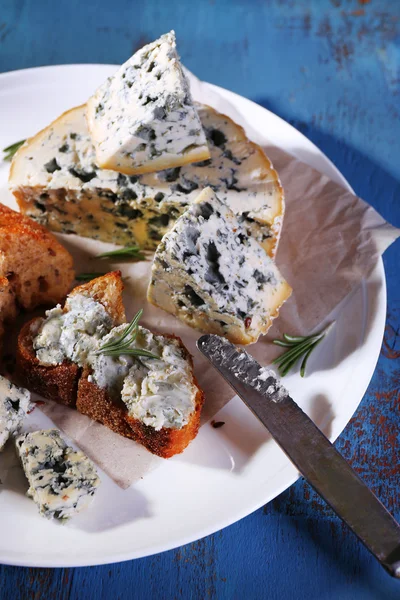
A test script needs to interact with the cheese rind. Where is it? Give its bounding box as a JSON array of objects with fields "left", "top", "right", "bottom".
[
  {"left": 0, "top": 375, "right": 32, "bottom": 451},
  {"left": 15, "top": 429, "right": 100, "bottom": 520},
  {"left": 148, "top": 188, "right": 292, "bottom": 344},
  {"left": 87, "top": 32, "right": 210, "bottom": 174},
  {"left": 11, "top": 104, "right": 283, "bottom": 257}
]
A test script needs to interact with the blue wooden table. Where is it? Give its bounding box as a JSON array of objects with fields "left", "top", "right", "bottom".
[{"left": 1, "top": 1, "right": 399, "bottom": 598}]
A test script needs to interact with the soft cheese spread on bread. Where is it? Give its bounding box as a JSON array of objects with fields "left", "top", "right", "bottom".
[
  {"left": 121, "top": 328, "right": 198, "bottom": 431},
  {"left": 34, "top": 294, "right": 113, "bottom": 366},
  {"left": 32, "top": 287, "right": 198, "bottom": 431},
  {"left": 86, "top": 31, "right": 210, "bottom": 175}
]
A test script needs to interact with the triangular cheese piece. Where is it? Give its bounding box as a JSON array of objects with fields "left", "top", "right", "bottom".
[
  {"left": 148, "top": 188, "right": 292, "bottom": 344},
  {"left": 86, "top": 31, "right": 210, "bottom": 175}
]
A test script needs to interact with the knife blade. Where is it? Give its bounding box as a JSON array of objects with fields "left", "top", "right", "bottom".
[{"left": 197, "top": 334, "right": 400, "bottom": 578}]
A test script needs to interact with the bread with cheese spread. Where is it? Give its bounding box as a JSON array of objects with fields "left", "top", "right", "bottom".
[{"left": 17, "top": 272, "right": 204, "bottom": 458}]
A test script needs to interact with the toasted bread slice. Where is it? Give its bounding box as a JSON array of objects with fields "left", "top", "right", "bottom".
[
  {"left": 124, "top": 335, "right": 204, "bottom": 458},
  {"left": 0, "top": 203, "right": 74, "bottom": 310},
  {"left": 17, "top": 318, "right": 80, "bottom": 407},
  {"left": 16, "top": 271, "right": 125, "bottom": 406},
  {"left": 17, "top": 272, "right": 204, "bottom": 458}
]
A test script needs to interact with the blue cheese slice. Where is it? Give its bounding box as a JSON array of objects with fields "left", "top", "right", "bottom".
[
  {"left": 10, "top": 103, "right": 283, "bottom": 257},
  {"left": 15, "top": 429, "right": 100, "bottom": 520},
  {"left": 148, "top": 188, "right": 292, "bottom": 344},
  {"left": 0, "top": 375, "right": 33, "bottom": 451},
  {"left": 86, "top": 31, "right": 210, "bottom": 175}
]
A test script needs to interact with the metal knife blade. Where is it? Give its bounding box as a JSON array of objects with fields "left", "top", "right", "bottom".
[{"left": 197, "top": 334, "right": 400, "bottom": 578}]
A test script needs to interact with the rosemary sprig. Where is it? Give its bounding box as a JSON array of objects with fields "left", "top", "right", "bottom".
[
  {"left": 3, "top": 140, "right": 26, "bottom": 162},
  {"left": 75, "top": 272, "right": 107, "bottom": 282},
  {"left": 95, "top": 309, "right": 158, "bottom": 359},
  {"left": 272, "top": 322, "right": 335, "bottom": 377},
  {"left": 96, "top": 246, "right": 145, "bottom": 260}
]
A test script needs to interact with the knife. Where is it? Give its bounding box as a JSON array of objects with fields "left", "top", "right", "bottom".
[{"left": 197, "top": 334, "right": 400, "bottom": 578}]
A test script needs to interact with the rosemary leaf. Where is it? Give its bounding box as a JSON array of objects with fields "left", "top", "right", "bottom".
[
  {"left": 98, "top": 309, "right": 143, "bottom": 352},
  {"left": 3, "top": 139, "right": 26, "bottom": 162},
  {"left": 272, "top": 339, "right": 296, "bottom": 348},
  {"left": 273, "top": 338, "right": 317, "bottom": 373},
  {"left": 272, "top": 322, "right": 335, "bottom": 377},
  {"left": 75, "top": 272, "right": 107, "bottom": 282},
  {"left": 94, "top": 309, "right": 158, "bottom": 360},
  {"left": 283, "top": 333, "right": 308, "bottom": 343},
  {"left": 96, "top": 246, "right": 145, "bottom": 260},
  {"left": 99, "top": 348, "right": 159, "bottom": 359}
]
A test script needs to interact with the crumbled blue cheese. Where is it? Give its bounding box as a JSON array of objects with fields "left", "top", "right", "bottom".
[
  {"left": 148, "top": 187, "right": 292, "bottom": 344},
  {"left": 33, "top": 294, "right": 113, "bottom": 366},
  {"left": 0, "top": 375, "right": 33, "bottom": 451},
  {"left": 120, "top": 327, "right": 197, "bottom": 430},
  {"left": 10, "top": 103, "right": 282, "bottom": 257},
  {"left": 15, "top": 429, "right": 100, "bottom": 520},
  {"left": 86, "top": 32, "right": 209, "bottom": 175}
]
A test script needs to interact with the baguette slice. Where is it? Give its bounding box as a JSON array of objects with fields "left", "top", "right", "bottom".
[
  {"left": 123, "top": 334, "right": 204, "bottom": 458},
  {"left": 10, "top": 103, "right": 283, "bottom": 257},
  {"left": 86, "top": 31, "right": 210, "bottom": 174},
  {"left": 16, "top": 271, "right": 125, "bottom": 407},
  {"left": 17, "top": 272, "right": 204, "bottom": 458},
  {"left": 17, "top": 318, "right": 80, "bottom": 407}
]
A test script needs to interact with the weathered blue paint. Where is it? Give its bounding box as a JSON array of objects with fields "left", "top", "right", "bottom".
[{"left": 0, "top": 1, "right": 399, "bottom": 598}]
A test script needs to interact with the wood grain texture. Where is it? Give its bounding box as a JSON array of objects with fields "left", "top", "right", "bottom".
[{"left": 0, "top": 0, "right": 399, "bottom": 598}]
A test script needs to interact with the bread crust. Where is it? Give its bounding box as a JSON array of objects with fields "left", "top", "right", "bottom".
[
  {"left": 76, "top": 370, "right": 137, "bottom": 441},
  {"left": 69, "top": 270, "right": 126, "bottom": 325}
]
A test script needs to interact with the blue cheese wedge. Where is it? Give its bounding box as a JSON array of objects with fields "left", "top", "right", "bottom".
[
  {"left": 86, "top": 31, "right": 210, "bottom": 175},
  {"left": 10, "top": 103, "right": 283, "bottom": 257},
  {"left": 120, "top": 327, "right": 198, "bottom": 430},
  {"left": 0, "top": 375, "right": 33, "bottom": 451},
  {"left": 15, "top": 429, "right": 100, "bottom": 520},
  {"left": 148, "top": 188, "right": 292, "bottom": 344}
]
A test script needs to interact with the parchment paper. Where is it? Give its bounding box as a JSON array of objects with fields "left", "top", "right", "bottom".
[{"left": 36, "top": 77, "right": 399, "bottom": 489}]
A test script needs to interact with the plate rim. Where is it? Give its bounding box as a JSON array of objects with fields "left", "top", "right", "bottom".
[{"left": 0, "top": 64, "right": 387, "bottom": 567}]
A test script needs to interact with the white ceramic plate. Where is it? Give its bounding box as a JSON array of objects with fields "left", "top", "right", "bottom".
[{"left": 0, "top": 65, "right": 386, "bottom": 567}]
